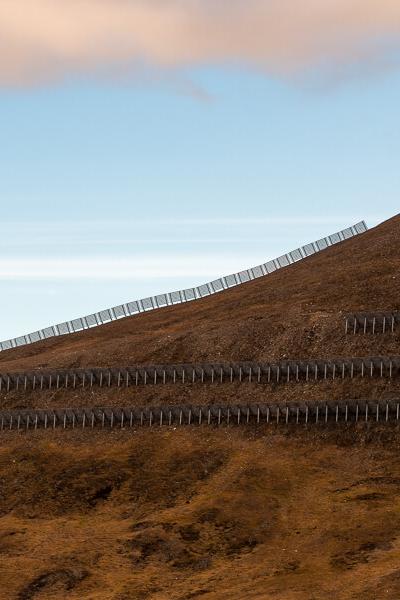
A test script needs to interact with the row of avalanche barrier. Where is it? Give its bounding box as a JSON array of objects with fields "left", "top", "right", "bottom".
[
  {"left": 0, "top": 221, "right": 368, "bottom": 353},
  {"left": 1, "top": 399, "right": 399, "bottom": 431},
  {"left": 345, "top": 312, "right": 400, "bottom": 334},
  {"left": 0, "top": 355, "right": 399, "bottom": 392}
]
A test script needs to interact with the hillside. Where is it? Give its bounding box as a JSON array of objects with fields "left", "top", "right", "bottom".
[
  {"left": 2, "top": 426, "right": 400, "bottom": 600},
  {"left": 0, "top": 214, "right": 400, "bottom": 600},
  {"left": 0, "top": 215, "right": 399, "bottom": 411},
  {"left": 0, "top": 215, "right": 399, "bottom": 374}
]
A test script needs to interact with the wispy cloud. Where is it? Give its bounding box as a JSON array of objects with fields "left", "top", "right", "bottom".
[
  {"left": 1, "top": 1, "right": 400, "bottom": 88},
  {"left": 0, "top": 255, "right": 261, "bottom": 281},
  {"left": 0, "top": 215, "right": 373, "bottom": 230}
]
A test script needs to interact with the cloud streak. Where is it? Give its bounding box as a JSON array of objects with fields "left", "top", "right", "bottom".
[
  {"left": 1, "top": 0, "right": 400, "bottom": 87},
  {"left": 0, "top": 255, "right": 260, "bottom": 281}
]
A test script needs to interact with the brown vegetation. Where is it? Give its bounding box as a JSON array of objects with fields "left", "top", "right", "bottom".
[
  {"left": 0, "top": 215, "right": 399, "bottom": 599},
  {"left": 2, "top": 427, "right": 400, "bottom": 599}
]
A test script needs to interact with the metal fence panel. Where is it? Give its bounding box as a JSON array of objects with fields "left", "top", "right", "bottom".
[
  {"left": 263, "top": 260, "right": 277, "bottom": 273},
  {"left": 302, "top": 242, "right": 316, "bottom": 256},
  {"left": 15, "top": 336, "right": 26, "bottom": 347},
  {"left": 237, "top": 270, "right": 251, "bottom": 283},
  {"left": 113, "top": 305, "right": 126, "bottom": 318},
  {"left": 99, "top": 309, "right": 113, "bottom": 322},
  {"left": 250, "top": 265, "right": 265, "bottom": 278},
  {"left": 353, "top": 221, "right": 368, "bottom": 234},
  {"left": 329, "top": 233, "right": 341, "bottom": 245},
  {"left": 209, "top": 279, "right": 225, "bottom": 292},
  {"left": 169, "top": 291, "right": 182, "bottom": 304},
  {"left": 315, "top": 238, "right": 329, "bottom": 251},
  {"left": 182, "top": 288, "right": 196, "bottom": 301},
  {"left": 197, "top": 284, "right": 211, "bottom": 297},
  {"left": 84, "top": 314, "right": 98, "bottom": 328},
  {"left": 29, "top": 331, "right": 42, "bottom": 343},
  {"left": 71, "top": 318, "right": 84, "bottom": 331},
  {"left": 42, "top": 327, "right": 55, "bottom": 339},
  {"left": 154, "top": 294, "right": 168, "bottom": 307},
  {"left": 341, "top": 227, "right": 353, "bottom": 240},
  {"left": 289, "top": 248, "right": 303, "bottom": 262},
  {"left": 276, "top": 255, "right": 290, "bottom": 268},
  {"left": 224, "top": 274, "right": 238, "bottom": 287},
  {"left": 141, "top": 297, "right": 154, "bottom": 311},
  {"left": 126, "top": 301, "right": 141, "bottom": 315},
  {"left": 57, "top": 322, "right": 70, "bottom": 335}
]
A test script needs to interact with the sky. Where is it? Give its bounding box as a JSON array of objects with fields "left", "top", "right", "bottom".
[{"left": 0, "top": 1, "right": 399, "bottom": 341}]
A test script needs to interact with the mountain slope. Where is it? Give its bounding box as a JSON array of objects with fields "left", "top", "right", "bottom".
[
  {"left": 0, "top": 215, "right": 400, "bottom": 600},
  {"left": 0, "top": 215, "right": 399, "bottom": 374}
]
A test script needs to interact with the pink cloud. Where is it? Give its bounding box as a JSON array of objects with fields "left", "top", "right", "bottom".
[{"left": 0, "top": 0, "right": 399, "bottom": 86}]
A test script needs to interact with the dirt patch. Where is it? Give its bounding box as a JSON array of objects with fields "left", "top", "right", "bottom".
[
  {"left": 17, "top": 569, "right": 88, "bottom": 600},
  {"left": 331, "top": 540, "right": 394, "bottom": 570}
]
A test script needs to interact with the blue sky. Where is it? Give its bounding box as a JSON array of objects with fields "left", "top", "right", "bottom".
[{"left": 0, "top": 3, "right": 399, "bottom": 340}]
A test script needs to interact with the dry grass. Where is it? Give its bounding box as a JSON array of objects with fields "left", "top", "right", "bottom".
[
  {"left": 0, "top": 215, "right": 399, "bottom": 598},
  {"left": 1, "top": 426, "right": 400, "bottom": 599}
]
